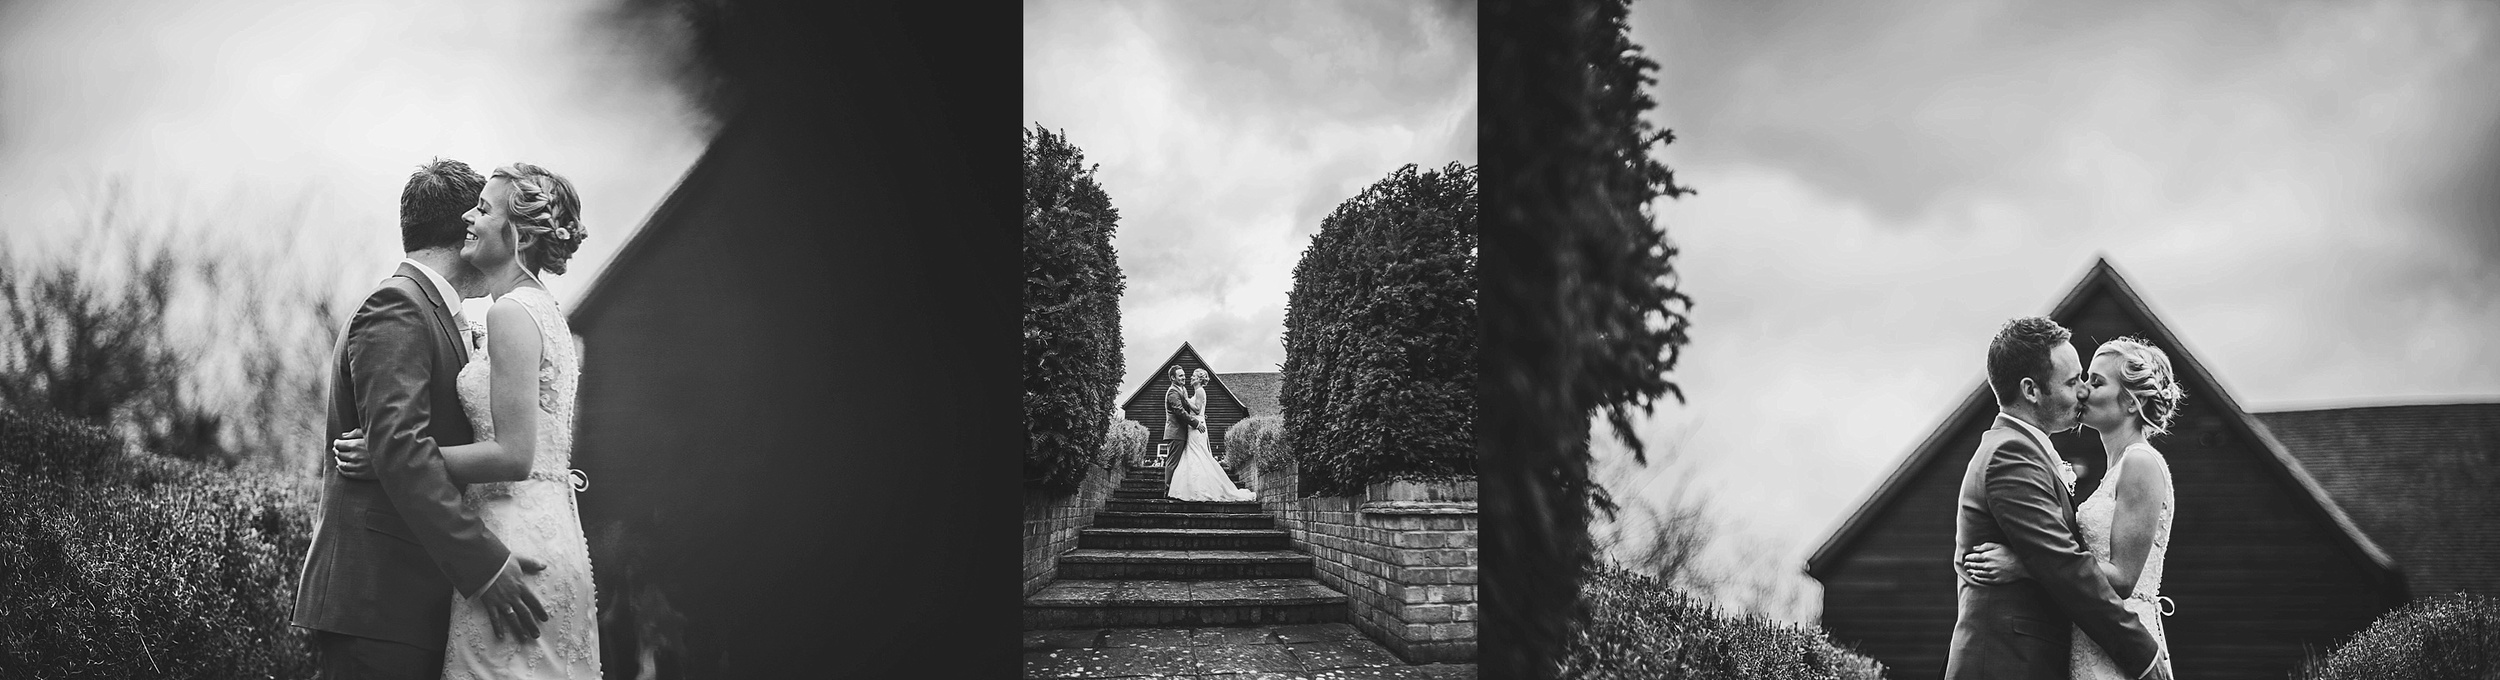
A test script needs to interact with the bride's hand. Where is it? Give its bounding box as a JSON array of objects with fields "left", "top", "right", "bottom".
[
  {"left": 333, "top": 428, "right": 376, "bottom": 480},
  {"left": 1962, "top": 542, "right": 2029, "bottom": 585}
]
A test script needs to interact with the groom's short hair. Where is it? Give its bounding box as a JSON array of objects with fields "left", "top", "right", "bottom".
[
  {"left": 1987, "top": 316, "right": 2072, "bottom": 406},
  {"left": 401, "top": 158, "right": 485, "bottom": 252}
]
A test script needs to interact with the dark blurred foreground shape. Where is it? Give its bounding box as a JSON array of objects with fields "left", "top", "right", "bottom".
[
  {"left": 1482, "top": 0, "right": 1699, "bottom": 677},
  {"left": 1812, "top": 258, "right": 2500, "bottom": 679},
  {"left": 570, "top": 1, "right": 1016, "bottom": 676}
]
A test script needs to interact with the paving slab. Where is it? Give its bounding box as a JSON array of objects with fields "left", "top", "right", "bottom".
[{"left": 1024, "top": 623, "right": 1472, "bottom": 679}]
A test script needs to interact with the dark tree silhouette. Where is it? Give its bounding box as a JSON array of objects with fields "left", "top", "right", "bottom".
[{"left": 1483, "top": 0, "right": 1696, "bottom": 676}]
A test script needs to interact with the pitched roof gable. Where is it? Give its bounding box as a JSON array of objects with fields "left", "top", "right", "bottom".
[{"left": 1807, "top": 258, "right": 2398, "bottom": 584}]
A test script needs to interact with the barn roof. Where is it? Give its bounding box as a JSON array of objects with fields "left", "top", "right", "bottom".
[
  {"left": 1118, "top": 343, "right": 1248, "bottom": 418},
  {"left": 1806, "top": 258, "right": 2398, "bottom": 582},
  {"left": 1218, "top": 372, "right": 1281, "bottom": 418},
  {"left": 569, "top": 116, "right": 736, "bottom": 331},
  {"left": 2254, "top": 402, "right": 2500, "bottom": 597}
]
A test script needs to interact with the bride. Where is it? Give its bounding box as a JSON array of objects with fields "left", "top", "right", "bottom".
[
  {"left": 1165, "top": 368, "right": 1255, "bottom": 502},
  {"left": 1963, "top": 335, "right": 2182, "bottom": 680},
  {"left": 334, "top": 163, "right": 599, "bottom": 679}
]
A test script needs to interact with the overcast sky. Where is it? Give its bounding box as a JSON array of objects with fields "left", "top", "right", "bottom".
[
  {"left": 1595, "top": 0, "right": 2500, "bottom": 621},
  {"left": 1024, "top": 0, "right": 1477, "bottom": 400},
  {"left": 0, "top": 0, "right": 712, "bottom": 309}
]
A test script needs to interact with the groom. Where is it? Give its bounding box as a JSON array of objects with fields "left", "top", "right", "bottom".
[
  {"left": 1945, "top": 316, "right": 2168, "bottom": 680},
  {"left": 293, "top": 158, "right": 548, "bottom": 679},
  {"left": 1161, "top": 366, "right": 1196, "bottom": 468}
]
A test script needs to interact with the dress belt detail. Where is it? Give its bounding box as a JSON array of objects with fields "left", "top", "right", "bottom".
[{"left": 524, "top": 469, "right": 590, "bottom": 492}]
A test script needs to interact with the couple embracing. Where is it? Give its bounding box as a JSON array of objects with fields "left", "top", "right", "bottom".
[
  {"left": 292, "top": 158, "right": 599, "bottom": 679},
  {"left": 1947, "top": 315, "right": 2187, "bottom": 680},
  {"left": 1161, "top": 366, "right": 1254, "bottom": 502}
]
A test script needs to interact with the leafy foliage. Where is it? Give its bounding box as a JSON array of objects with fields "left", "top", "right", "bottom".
[
  {"left": 1279, "top": 162, "right": 1478, "bottom": 497},
  {"left": 1482, "top": 0, "right": 1698, "bottom": 675},
  {"left": 0, "top": 408, "right": 317, "bottom": 678},
  {"left": 1104, "top": 418, "right": 1153, "bottom": 469},
  {"left": 1023, "top": 125, "right": 1128, "bottom": 493},
  {"left": 2297, "top": 592, "right": 2500, "bottom": 680},
  {"left": 1560, "top": 567, "right": 1883, "bottom": 680},
  {"left": 1223, "top": 413, "right": 1284, "bottom": 473},
  {"left": 0, "top": 180, "right": 341, "bottom": 469}
]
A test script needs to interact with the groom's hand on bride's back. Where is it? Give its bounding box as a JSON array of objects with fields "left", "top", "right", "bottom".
[{"left": 478, "top": 556, "right": 551, "bottom": 641}]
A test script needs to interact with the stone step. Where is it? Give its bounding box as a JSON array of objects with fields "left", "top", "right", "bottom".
[
  {"left": 1080, "top": 527, "right": 1288, "bottom": 551},
  {"left": 1105, "top": 499, "right": 1262, "bottom": 514},
  {"left": 1092, "top": 511, "right": 1275, "bottom": 530},
  {"left": 1022, "top": 578, "right": 1349, "bottom": 629},
  {"left": 1055, "top": 548, "right": 1313, "bottom": 580}
]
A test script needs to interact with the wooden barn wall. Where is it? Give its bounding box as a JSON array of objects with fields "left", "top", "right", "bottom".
[
  {"left": 1819, "top": 291, "right": 2399, "bottom": 680},
  {"left": 1120, "top": 355, "right": 1251, "bottom": 459},
  {"left": 570, "top": 99, "right": 1016, "bottom": 674}
]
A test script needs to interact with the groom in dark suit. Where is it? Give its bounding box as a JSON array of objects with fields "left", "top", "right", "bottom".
[
  {"left": 1945, "top": 316, "right": 2168, "bottom": 680},
  {"left": 1161, "top": 365, "right": 1195, "bottom": 467},
  {"left": 293, "top": 159, "right": 549, "bottom": 680}
]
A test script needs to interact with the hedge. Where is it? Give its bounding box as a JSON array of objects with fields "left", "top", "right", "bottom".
[
  {"left": 1023, "top": 124, "right": 1127, "bottom": 493},
  {"left": 1223, "top": 413, "right": 1283, "bottom": 474},
  {"left": 0, "top": 410, "right": 317, "bottom": 678},
  {"left": 1560, "top": 566, "right": 1884, "bottom": 680},
  {"left": 2297, "top": 592, "right": 2500, "bottom": 680},
  {"left": 1104, "top": 418, "right": 1152, "bottom": 469},
  {"left": 1279, "top": 162, "right": 1478, "bottom": 496}
]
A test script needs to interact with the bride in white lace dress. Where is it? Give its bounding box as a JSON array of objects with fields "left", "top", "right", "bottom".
[
  {"left": 1966, "top": 336, "right": 2182, "bottom": 680},
  {"left": 1165, "top": 369, "right": 1254, "bottom": 502},
  {"left": 336, "top": 163, "right": 598, "bottom": 678}
]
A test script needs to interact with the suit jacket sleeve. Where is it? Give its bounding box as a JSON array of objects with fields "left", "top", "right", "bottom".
[
  {"left": 1983, "top": 441, "right": 2162, "bottom": 676},
  {"left": 346, "top": 284, "right": 512, "bottom": 597}
]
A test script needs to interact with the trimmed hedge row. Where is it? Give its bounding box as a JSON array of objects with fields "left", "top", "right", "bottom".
[
  {"left": 1279, "top": 162, "right": 1478, "bottom": 496},
  {"left": 1223, "top": 413, "right": 1283, "bottom": 474},
  {"left": 1023, "top": 124, "right": 1128, "bottom": 493},
  {"left": 1560, "top": 566, "right": 1883, "bottom": 680},
  {"left": 1, "top": 410, "right": 317, "bottom": 677},
  {"left": 2297, "top": 592, "right": 2500, "bottom": 680},
  {"left": 1104, "top": 418, "right": 1152, "bottom": 469}
]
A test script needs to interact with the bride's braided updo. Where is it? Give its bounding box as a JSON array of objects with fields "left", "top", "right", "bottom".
[
  {"left": 490, "top": 163, "right": 585, "bottom": 275},
  {"left": 2095, "top": 335, "right": 2187, "bottom": 436}
]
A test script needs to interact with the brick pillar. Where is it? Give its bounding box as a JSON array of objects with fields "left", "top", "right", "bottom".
[{"left": 1258, "top": 459, "right": 1478, "bottom": 663}]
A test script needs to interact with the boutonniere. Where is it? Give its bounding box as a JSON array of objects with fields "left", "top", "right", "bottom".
[
  {"left": 461, "top": 318, "right": 488, "bottom": 350},
  {"left": 2056, "top": 461, "right": 2079, "bottom": 494}
]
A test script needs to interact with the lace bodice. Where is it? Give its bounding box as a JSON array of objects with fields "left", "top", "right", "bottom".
[
  {"left": 2070, "top": 442, "right": 2172, "bottom": 678},
  {"left": 2075, "top": 442, "right": 2170, "bottom": 602},
  {"left": 454, "top": 286, "right": 580, "bottom": 486}
]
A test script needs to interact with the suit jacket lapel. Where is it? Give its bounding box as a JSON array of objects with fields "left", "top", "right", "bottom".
[{"left": 392, "top": 263, "right": 469, "bottom": 366}]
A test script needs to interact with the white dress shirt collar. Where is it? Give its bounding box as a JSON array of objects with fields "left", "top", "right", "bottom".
[{"left": 399, "top": 257, "right": 464, "bottom": 314}]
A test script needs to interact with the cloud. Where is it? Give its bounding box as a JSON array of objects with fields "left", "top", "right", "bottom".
[
  {"left": 0, "top": 0, "right": 713, "bottom": 306},
  {"left": 1025, "top": 0, "right": 1477, "bottom": 398},
  {"left": 1609, "top": 0, "right": 2500, "bottom": 622}
]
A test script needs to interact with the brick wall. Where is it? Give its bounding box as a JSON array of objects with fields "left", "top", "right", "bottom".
[
  {"left": 1022, "top": 456, "right": 1125, "bottom": 597},
  {"left": 1251, "top": 458, "right": 1478, "bottom": 663}
]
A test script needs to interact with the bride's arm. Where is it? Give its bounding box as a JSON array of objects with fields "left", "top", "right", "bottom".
[
  {"left": 436, "top": 298, "right": 545, "bottom": 484},
  {"left": 2104, "top": 448, "right": 2173, "bottom": 599}
]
